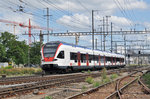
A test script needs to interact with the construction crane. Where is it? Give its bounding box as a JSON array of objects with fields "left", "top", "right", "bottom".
[
  {"left": 0, "top": 19, "right": 52, "bottom": 45},
  {"left": 6, "top": 24, "right": 17, "bottom": 35}
]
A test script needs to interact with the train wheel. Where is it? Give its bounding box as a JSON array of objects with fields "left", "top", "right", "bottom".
[{"left": 66, "top": 67, "right": 73, "bottom": 73}]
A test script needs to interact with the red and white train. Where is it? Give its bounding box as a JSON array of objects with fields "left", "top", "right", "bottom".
[{"left": 41, "top": 41, "right": 125, "bottom": 73}]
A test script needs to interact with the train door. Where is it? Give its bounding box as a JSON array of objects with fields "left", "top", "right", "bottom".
[
  {"left": 111, "top": 57, "right": 113, "bottom": 66},
  {"left": 115, "top": 57, "right": 116, "bottom": 65},
  {"left": 86, "top": 53, "right": 89, "bottom": 66},
  {"left": 99, "top": 55, "right": 101, "bottom": 66},
  {"left": 104, "top": 55, "right": 106, "bottom": 67},
  {"left": 77, "top": 52, "right": 81, "bottom": 66}
]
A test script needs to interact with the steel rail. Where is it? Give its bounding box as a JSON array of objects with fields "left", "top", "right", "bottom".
[
  {"left": 0, "top": 66, "right": 144, "bottom": 85},
  {"left": 68, "top": 67, "right": 150, "bottom": 99}
]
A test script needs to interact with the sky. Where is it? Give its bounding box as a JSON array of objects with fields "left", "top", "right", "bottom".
[{"left": 0, "top": 0, "right": 150, "bottom": 52}]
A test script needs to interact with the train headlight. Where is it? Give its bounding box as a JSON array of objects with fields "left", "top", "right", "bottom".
[{"left": 53, "top": 59, "right": 57, "bottom": 61}]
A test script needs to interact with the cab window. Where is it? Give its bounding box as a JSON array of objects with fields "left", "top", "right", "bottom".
[{"left": 57, "top": 51, "right": 64, "bottom": 59}]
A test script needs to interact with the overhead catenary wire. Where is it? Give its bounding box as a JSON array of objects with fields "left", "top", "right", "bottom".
[
  {"left": 43, "top": 0, "right": 91, "bottom": 28},
  {"left": 113, "top": 0, "right": 134, "bottom": 28}
]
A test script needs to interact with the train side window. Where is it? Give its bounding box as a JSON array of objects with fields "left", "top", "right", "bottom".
[
  {"left": 70, "top": 52, "right": 74, "bottom": 60},
  {"left": 101, "top": 56, "right": 104, "bottom": 63},
  {"left": 57, "top": 51, "right": 64, "bottom": 59},
  {"left": 94, "top": 55, "right": 99, "bottom": 63},
  {"left": 74, "top": 53, "right": 77, "bottom": 62},
  {"left": 81, "top": 54, "right": 83, "bottom": 63},
  {"left": 81, "top": 54, "right": 86, "bottom": 63},
  {"left": 116, "top": 58, "right": 119, "bottom": 62},
  {"left": 121, "top": 58, "right": 124, "bottom": 62},
  {"left": 89, "top": 55, "right": 92, "bottom": 63},
  {"left": 70, "top": 52, "right": 77, "bottom": 62},
  {"left": 106, "top": 57, "right": 111, "bottom": 62}
]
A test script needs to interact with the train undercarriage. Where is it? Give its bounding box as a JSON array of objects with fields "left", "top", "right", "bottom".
[{"left": 41, "top": 64, "right": 125, "bottom": 74}]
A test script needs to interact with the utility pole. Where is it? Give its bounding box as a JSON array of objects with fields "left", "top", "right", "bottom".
[
  {"left": 95, "top": 39, "right": 97, "bottom": 50},
  {"left": 106, "top": 16, "right": 111, "bottom": 35},
  {"left": 115, "top": 42, "right": 117, "bottom": 53},
  {"left": 101, "top": 30, "right": 103, "bottom": 51},
  {"left": 39, "top": 30, "right": 43, "bottom": 66},
  {"left": 111, "top": 22, "right": 113, "bottom": 52},
  {"left": 44, "top": 8, "right": 52, "bottom": 42},
  {"left": 28, "top": 19, "right": 31, "bottom": 67},
  {"left": 103, "top": 17, "right": 105, "bottom": 51},
  {"left": 47, "top": 8, "right": 49, "bottom": 42},
  {"left": 92, "top": 10, "right": 94, "bottom": 50},
  {"left": 75, "top": 34, "right": 79, "bottom": 45},
  {"left": 98, "top": 20, "right": 103, "bottom": 51},
  {"left": 40, "top": 30, "right": 43, "bottom": 47},
  {"left": 124, "top": 35, "right": 126, "bottom": 65}
]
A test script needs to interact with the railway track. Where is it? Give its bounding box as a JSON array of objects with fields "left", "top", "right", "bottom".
[
  {"left": 0, "top": 72, "right": 102, "bottom": 98},
  {"left": 117, "top": 71, "right": 150, "bottom": 99},
  {"left": 0, "top": 66, "right": 149, "bottom": 98},
  {"left": 0, "top": 66, "right": 145, "bottom": 85},
  {"left": 68, "top": 67, "right": 150, "bottom": 99}
]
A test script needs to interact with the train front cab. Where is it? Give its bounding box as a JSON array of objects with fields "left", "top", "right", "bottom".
[{"left": 41, "top": 42, "right": 66, "bottom": 72}]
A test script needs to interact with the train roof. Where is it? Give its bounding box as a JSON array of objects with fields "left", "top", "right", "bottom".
[{"left": 46, "top": 41, "right": 124, "bottom": 57}]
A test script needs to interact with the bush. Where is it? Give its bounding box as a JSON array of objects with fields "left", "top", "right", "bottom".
[
  {"left": 4, "top": 66, "right": 13, "bottom": 69},
  {"left": 143, "top": 73, "right": 150, "bottom": 88},
  {"left": 81, "top": 71, "right": 85, "bottom": 73},
  {"left": 93, "top": 81, "right": 101, "bottom": 87},
  {"left": 82, "top": 85, "right": 87, "bottom": 92},
  {"left": 0, "top": 67, "right": 42, "bottom": 76},
  {"left": 85, "top": 76, "right": 94, "bottom": 84},
  {"left": 87, "top": 70, "right": 91, "bottom": 74},
  {"left": 110, "top": 74, "right": 118, "bottom": 80},
  {"left": 102, "top": 67, "right": 107, "bottom": 79},
  {"left": 101, "top": 68, "right": 111, "bottom": 84},
  {"left": 45, "top": 96, "right": 52, "bottom": 99},
  {"left": 102, "top": 77, "right": 110, "bottom": 83}
]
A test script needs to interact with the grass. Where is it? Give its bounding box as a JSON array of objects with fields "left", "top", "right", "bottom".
[
  {"left": 93, "top": 81, "right": 101, "bottom": 87},
  {"left": 82, "top": 85, "right": 87, "bottom": 92},
  {"left": 102, "top": 77, "right": 111, "bottom": 83},
  {"left": 0, "top": 67, "right": 42, "bottom": 76},
  {"left": 129, "top": 64, "right": 148, "bottom": 67},
  {"left": 101, "top": 67, "right": 107, "bottom": 79},
  {"left": 101, "top": 67, "right": 111, "bottom": 84},
  {"left": 87, "top": 70, "right": 91, "bottom": 74},
  {"left": 85, "top": 68, "right": 119, "bottom": 88},
  {"left": 110, "top": 74, "right": 118, "bottom": 80},
  {"left": 142, "top": 73, "right": 150, "bottom": 88},
  {"left": 123, "top": 82, "right": 128, "bottom": 86},
  {"left": 45, "top": 96, "right": 53, "bottom": 99},
  {"left": 81, "top": 71, "right": 86, "bottom": 73},
  {"left": 85, "top": 76, "right": 94, "bottom": 84}
]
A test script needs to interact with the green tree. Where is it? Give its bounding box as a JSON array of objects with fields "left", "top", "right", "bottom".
[
  {"left": 0, "top": 32, "right": 29, "bottom": 65},
  {"left": 30, "top": 42, "right": 41, "bottom": 65},
  {"left": 7, "top": 40, "right": 29, "bottom": 65},
  {"left": 0, "top": 43, "right": 7, "bottom": 62},
  {"left": 0, "top": 31, "right": 16, "bottom": 47},
  {"left": 0, "top": 32, "right": 42, "bottom": 65}
]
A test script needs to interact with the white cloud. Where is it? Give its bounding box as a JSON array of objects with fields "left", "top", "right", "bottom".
[
  {"left": 56, "top": 13, "right": 91, "bottom": 30},
  {"left": 0, "top": 0, "right": 149, "bottom": 44},
  {"left": 0, "top": 8, "right": 42, "bottom": 38},
  {"left": 0, "top": 0, "right": 148, "bottom": 33},
  {"left": 111, "top": 16, "right": 132, "bottom": 26},
  {"left": 121, "top": 0, "right": 148, "bottom": 10}
]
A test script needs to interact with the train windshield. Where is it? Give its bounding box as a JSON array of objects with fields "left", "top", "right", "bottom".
[{"left": 43, "top": 43, "right": 59, "bottom": 57}]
